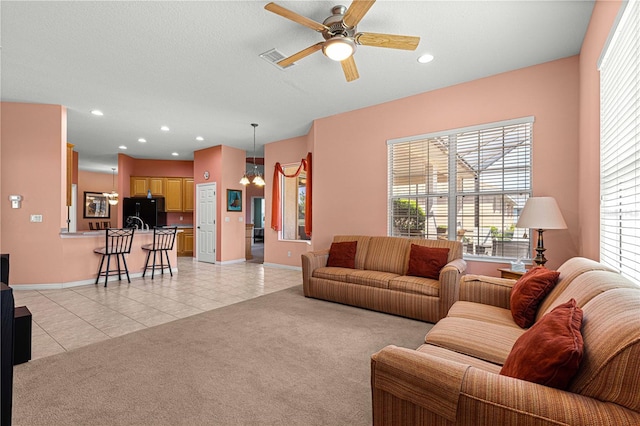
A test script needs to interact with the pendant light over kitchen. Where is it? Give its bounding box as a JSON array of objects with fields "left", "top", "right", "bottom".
[
  {"left": 103, "top": 167, "right": 119, "bottom": 205},
  {"left": 240, "top": 123, "right": 265, "bottom": 187}
]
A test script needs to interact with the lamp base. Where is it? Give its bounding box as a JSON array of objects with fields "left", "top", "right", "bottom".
[{"left": 533, "top": 228, "right": 547, "bottom": 266}]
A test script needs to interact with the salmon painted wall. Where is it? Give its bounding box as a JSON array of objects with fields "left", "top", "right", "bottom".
[
  {"left": 264, "top": 58, "right": 581, "bottom": 273},
  {"left": 220, "top": 145, "right": 247, "bottom": 262},
  {"left": 264, "top": 132, "right": 312, "bottom": 267},
  {"left": 0, "top": 102, "right": 67, "bottom": 284},
  {"left": 578, "top": 0, "right": 622, "bottom": 261},
  {"left": 76, "top": 170, "right": 120, "bottom": 231}
]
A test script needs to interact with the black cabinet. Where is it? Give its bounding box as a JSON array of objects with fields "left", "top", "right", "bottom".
[{"left": 1, "top": 283, "right": 14, "bottom": 426}]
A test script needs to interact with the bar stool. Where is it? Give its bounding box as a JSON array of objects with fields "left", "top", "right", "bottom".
[
  {"left": 94, "top": 228, "right": 135, "bottom": 287},
  {"left": 142, "top": 227, "right": 177, "bottom": 279}
]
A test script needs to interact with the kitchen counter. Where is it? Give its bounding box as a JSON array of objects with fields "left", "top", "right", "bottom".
[{"left": 28, "top": 229, "right": 182, "bottom": 289}]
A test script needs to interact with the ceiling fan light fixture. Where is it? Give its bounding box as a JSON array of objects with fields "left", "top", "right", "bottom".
[{"left": 323, "top": 36, "right": 356, "bottom": 61}]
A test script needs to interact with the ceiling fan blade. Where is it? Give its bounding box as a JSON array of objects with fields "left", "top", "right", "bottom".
[
  {"left": 341, "top": 56, "right": 359, "bottom": 82},
  {"left": 278, "top": 42, "right": 324, "bottom": 67},
  {"left": 265, "top": 2, "right": 329, "bottom": 32},
  {"left": 343, "top": 0, "right": 376, "bottom": 28},
  {"left": 356, "top": 32, "right": 420, "bottom": 50}
]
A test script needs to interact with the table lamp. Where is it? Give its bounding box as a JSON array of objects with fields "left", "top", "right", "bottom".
[{"left": 516, "top": 197, "right": 567, "bottom": 266}]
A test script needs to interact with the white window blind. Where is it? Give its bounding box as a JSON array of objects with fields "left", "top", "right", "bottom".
[
  {"left": 599, "top": 0, "right": 640, "bottom": 283},
  {"left": 388, "top": 117, "right": 533, "bottom": 260}
]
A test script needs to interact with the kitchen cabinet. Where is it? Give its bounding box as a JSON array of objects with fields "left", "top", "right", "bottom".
[
  {"left": 177, "top": 228, "right": 194, "bottom": 257},
  {"left": 130, "top": 177, "right": 149, "bottom": 197},
  {"left": 183, "top": 178, "right": 194, "bottom": 212},
  {"left": 130, "top": 176, "right": 193, "bottom": 212},
  {"left": 130, "top": 177, "right": 165, "bottom": 197},
  {"left": 164, "top": 178, "right": 183, "bottom": 212}
]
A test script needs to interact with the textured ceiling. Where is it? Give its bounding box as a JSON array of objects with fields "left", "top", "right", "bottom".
[{"left": 1, "top": 0, "right": 595, "bottom": 172}]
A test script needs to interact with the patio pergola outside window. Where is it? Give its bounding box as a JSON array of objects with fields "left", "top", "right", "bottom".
[{"left": 387, "top": 117, "right": 533, "bottom": 261}]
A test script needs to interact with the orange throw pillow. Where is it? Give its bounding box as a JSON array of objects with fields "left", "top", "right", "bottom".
[
  {"left": 510, "top": 266, "right": 560, "bottom": 328},
  {"left": 500, "top": 299, "right": 584, "bottom": 390},
  {"left": 326, "top": 241, "right": 357, "bottom": 269},
  {"left": 406, "top": 244, "right": 450, "bottom": 280}
]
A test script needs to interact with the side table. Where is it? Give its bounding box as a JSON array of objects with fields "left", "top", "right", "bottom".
[{"left": 497, "top": 268, "right": 526, "bottom": 280}]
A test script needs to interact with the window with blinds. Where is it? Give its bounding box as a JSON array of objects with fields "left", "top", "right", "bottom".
[
  {"left": 599, "top": 0, "right": 640, "bottom": 284},
  {"left": 388, "top": 117, "right": 533, "bottom": 260}
]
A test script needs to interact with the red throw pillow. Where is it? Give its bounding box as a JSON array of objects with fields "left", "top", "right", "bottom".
[
  {"left": 510, "top": 266, "right": 560, "bottom": 328},
  {"left": 500, "top": 298, "right": 584, "bottom": 390},
  {"left": 406, "top": 244, "right": 450, "bottom": 280},
  {"left": 326, "top": 241, "right": 357, "bottom": 268}
]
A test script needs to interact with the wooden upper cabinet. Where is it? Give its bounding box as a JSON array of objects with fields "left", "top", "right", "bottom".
[
  {"left": 164, "top": 177, "right": 183, "bottom": 212},
  {"left": 130, "top": 177, "right": 149, "bottom": 197},
  {"left": 148, "top": 177, "right": 165, "bottom": 196},
  {"left": 183, "top": 178, "right": 194, "bottom": 212}
]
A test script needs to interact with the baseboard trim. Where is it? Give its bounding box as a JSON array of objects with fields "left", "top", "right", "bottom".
[
  {"left": 11, "top": 268, "right": 179, "bottom": 290},
  {"left": 262, "top": 262, "right": 302, "bottom": 271}
]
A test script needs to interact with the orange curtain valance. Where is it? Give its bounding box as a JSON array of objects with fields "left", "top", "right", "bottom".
[{"left": 271, "top": 152, "right": 312, "bottom": 237}]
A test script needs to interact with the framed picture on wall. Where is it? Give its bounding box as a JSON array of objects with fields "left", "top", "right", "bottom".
[
  {"left": 227, "top": 189, "right": 242, "bottom": 212},
  {"left": 84, "top": 191, "right": 111, "bottom": 218}
]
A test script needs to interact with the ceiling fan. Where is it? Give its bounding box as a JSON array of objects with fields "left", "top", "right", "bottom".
[{"left": 265, "top": 0, "right": 420, "bottom": 82}]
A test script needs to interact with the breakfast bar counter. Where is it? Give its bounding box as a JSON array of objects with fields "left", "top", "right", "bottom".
[{"left": 28, "top": 229, "right": 182, "bottom": 289}]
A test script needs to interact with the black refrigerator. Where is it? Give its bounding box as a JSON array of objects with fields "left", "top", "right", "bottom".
[{"left": 122, "top": 197, "right": 167, "bottom": 229}]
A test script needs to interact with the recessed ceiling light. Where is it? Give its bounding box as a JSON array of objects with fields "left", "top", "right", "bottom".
[
  {"left": 171, "top": 152, "right": 179, "bottom": 156},
  {"left": 160, "top": 126, "right": 170, "bottom": 131},
  {"left": 138, "top": 138, "right": 147, "bottom": 143},
  {"left": 91, "top": 110, "right": 104, "bottom": 116},
  {"left": 118, "top": 145, "right": 127, "bottom": 150},
  {"left": 196, "top": 136, "right": 204, "bottom": 141},
  {"left": 417, "top": 54, "right": 434, "bottom": 64}
]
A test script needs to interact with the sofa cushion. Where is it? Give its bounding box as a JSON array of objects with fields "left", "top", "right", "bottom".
[
  {"left": 447, "top": 301, "right": 520, "bottom": 329},
  {"left": 333, "top": 235, "right": 371, "bottom": 270},
  {"left": 327, "top": 241, "right": 357, "bottom": 268},
  {"left": 312, "top": 266, "right": 352, "bottom": 281},
  {"left": 363, "top": 237, "right": 410, "bottom": 275},
  {"left": 535, "top": 257, "right": 617, "bottom": 322},
  {"left": 569, "top": 288, "right": 640, "bottom": 412},
  {"left": 425, "top": 317, "right": 524, "bottom": 365},
  {"left": 510, "top": 266, "right": 560, "bottom": 328},
  {"left": 389, "top": 275, "right": 439, "bottom": 297},
  {"left": 416, "top": 344, "right": 502, "bottom": 374},
  {"left": 406, "top": 244, "right": 450, "bottom": 279},
  {"left": 345, "top": 270, "right": 398, "bottom": 289},
  {"left": 500, "top": 299, "right": 584, "bottom": 390}
]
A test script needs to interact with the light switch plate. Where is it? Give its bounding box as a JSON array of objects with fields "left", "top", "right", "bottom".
[{"left": 30, "top": 214, "right": 43, "bottom": 222}]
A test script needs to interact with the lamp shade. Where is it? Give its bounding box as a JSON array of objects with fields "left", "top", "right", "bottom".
[{"left": 516, "top": 197, "right": 567, "bottom": 229}]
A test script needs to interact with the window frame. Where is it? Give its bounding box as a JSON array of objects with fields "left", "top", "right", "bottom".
[
  {"left": 387, "top": 117, "right": 534, "bottom": 262},
  {"left": 598, "top": 0, "right": 640, "bottom": 284}
]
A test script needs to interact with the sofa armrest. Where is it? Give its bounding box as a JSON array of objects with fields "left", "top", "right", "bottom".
[
  {"left": 371, "top": 346, "right": 640, "bottom": 426},
  {"left": 371, "top": 345, "right": 469, "bottom": 423},
  {"left": 458, "top": 274, "right": 516, "bottom": 309},
  {"left": 439, "top": 258, "right": 467, "bottom": 319},
  {"left": 301, "top": 249, "right": 329, "bottom": 295}
]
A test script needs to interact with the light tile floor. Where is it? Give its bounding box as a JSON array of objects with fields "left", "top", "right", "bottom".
[{"left": 12, "top": 257, "right": 301, "bottom": 360}]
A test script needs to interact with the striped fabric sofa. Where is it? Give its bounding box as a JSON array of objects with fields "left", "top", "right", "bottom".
[
  {"left": 371, "top": 257, "right": 640, "bottom": 425},
  {"left": 301, "top": 235, "right": 466, "bottom": 323}
]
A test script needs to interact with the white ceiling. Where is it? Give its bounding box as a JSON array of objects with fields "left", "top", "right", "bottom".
[{"left": 1, "top": 0, "right": 594, "bottom": 172}]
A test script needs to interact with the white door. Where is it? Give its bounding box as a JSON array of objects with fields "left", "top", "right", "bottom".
[{"left": 196, "top": 182, "right": 216, "bottom": 263}]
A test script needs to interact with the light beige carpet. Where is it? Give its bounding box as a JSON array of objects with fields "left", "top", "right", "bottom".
[{"left": 12, "top": 285, "right": 432, "bottom": 425}]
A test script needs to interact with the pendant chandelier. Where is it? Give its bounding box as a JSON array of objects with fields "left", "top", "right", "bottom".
[
  {"left": 240, "top": 123, "right": 265, "bottom": 187},
  {"left": 103, "top": 167, "right": 119, "bottom": 205}
]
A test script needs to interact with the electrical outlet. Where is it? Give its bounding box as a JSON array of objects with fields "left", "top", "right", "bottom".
[
  {"left": 30, "top": 214, "right": 43, "bottom": 223},
  {"left": 287, "top": 251, "right": 291, "bottom": 257},
  {"left": 225, "top": 217, "right": 230, "bottom": 222},
  {"left": 179, "top": 216, "right": 183, "bottom": 221}
]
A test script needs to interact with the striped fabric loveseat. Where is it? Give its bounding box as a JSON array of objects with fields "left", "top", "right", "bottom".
[
  {"left": 371, "top": 257, "right": 640, "bottom": 425},
  {"left": 301, "top": 235, "right": 466, "bottom": 323}
]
